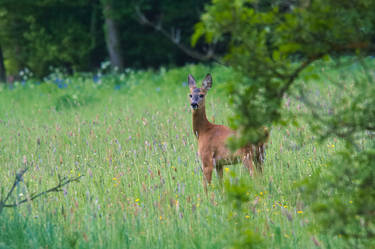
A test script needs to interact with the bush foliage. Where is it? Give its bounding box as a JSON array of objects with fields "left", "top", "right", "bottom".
[{"left": 194, "top": 0, "right": 375, "bottom": 247}]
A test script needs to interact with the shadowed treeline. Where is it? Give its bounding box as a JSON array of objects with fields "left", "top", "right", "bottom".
[{"left": 0, "top": 0, "right": 210, "bottom": 79}]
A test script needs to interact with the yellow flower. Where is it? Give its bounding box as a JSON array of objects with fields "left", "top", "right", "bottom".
[
  {"left": 297, "top": 210, "right": 303, "bottom": 214},
  {"left": 245, "top": 215, "right": 250, "bottom": 219},
  {"left": 260, "top": 192, "right": 263, "bottom": 196},
  {"left": 284, "top": 205, "right": 288, "bottom": 208},
  {"left": 349, "top": 200, "right": 352, "bottom": 204},
  {"left": 159, "top": 216, "right": 162, "bottom": 220},
  {"left": 112, "top": 177, "right": 117, "bottom": 181},
  {"left": 331, "top": 144, "right": 335, "bottom": 148},
  {"left": 135, "top": 198, "right": 140, "bottom": 202},
  {"left": 224, "top": 167, "right": 229, "bottom": 172}
]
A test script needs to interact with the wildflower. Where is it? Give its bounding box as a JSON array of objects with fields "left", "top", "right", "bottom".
[
  {"left": 284, "top": 205, "right": 288, "bottom": 208},
  {"left": 260, "top": 192, "right": 263, "bottom": 196},
  {"left": 297, "top": 210, "right": 303, "bottom": 214},
  {"left": 349, "top": 200, "right": 352, "bottom": 204},
  {"left": 331, "top": 144, "right": 335, "bottom": 148},
  {"left": 112, "top": 177, "right": 117, "bottom": 181},
  {"left": 135, "top": 198, "right": 140, "bottom": 202},
  {"left": 245, "top": 215, "right": 250, "bottom": 219},
  {"left": 159, "top": 216, "right": 162, "bottom": 220},
  {"left": 224, "top": 167, "right": 229, "bottom": 172}
]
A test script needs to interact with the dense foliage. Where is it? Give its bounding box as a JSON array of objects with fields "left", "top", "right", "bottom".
[{"left": 193, "top": 0, "right": 375, "bottom": 248}]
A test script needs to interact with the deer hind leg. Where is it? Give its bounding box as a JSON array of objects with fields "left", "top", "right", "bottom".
[
  {"left": 201, "top": 154, "right": 214, "bottom": 192},
  {"left": 242, "top": 151, "right": 254, "bottom": 177},
  {"left": 254, "top": 144, "right": 266, "bottom": 173}
]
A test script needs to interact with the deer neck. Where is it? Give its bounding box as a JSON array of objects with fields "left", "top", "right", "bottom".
[{"left": 192, "top": 105, "right": 211, "bottom": 138}]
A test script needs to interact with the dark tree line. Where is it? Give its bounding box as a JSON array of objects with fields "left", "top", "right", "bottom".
[{"left": 0, "top": 0, "right": 210, "bottom": 81}]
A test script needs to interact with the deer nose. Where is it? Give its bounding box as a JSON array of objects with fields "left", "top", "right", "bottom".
[{"left": 191, "top": 103, "right": 198, "bottom": 109}]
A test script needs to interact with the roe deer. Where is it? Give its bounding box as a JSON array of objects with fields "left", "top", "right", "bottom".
[{"left": 188, "top": 74, "right": 268, "bottom": 191}]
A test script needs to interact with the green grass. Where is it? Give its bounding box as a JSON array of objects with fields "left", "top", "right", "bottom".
[{"left": 0, "top": 63, "right": 362, "bottom": 249}]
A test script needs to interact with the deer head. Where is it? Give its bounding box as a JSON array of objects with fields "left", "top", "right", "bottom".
[{"left": 188, "top": 74, "right": 212, "bottom": 110}]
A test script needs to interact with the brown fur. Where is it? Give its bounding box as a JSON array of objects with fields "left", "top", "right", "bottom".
[{"left": 188, "top": 74, "right": 268, "bottom": 191}]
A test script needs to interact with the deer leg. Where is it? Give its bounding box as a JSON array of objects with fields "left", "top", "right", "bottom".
[
  {"left": 255, "top": 144, "right": 265, "bottom": 173},
  {"left": 202, "top": 156, "right": 214, "bottom": 192},
  {"left": 212, "top": 157, "right": 224, "bottom": 185},
  {"left": 216, "top": 166, "right": 223, "bottom": 185},
  {"left": 242, "top": 151, "right": 254, "bottom": 177}
]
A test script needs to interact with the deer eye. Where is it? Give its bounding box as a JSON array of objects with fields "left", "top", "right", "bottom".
[
  {"left": 189, "top": 94, "right": 192, "bottom": 98},
  {"left": 199, "top": 94, "right": 204, "bottom": 98}
]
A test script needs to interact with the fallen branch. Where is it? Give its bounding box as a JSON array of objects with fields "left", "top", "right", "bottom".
[{"left": 0, "top": 167, "right": 83, "bottom": 214}]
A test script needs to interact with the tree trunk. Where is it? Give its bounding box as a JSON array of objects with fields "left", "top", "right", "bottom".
[
  {"left": 103, "top": 2, "right": 124, "bottom": 69},
  {"left": 0, "top": 43, "right": 6, "bottom": 83}
]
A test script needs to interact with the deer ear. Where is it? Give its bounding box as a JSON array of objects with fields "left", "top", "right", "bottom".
[
  {"left": 188, "top": 74, "right": 197, "bottom": 90},
  {"left": 202, "top": 73, "right": 212, "bottom": 91}
]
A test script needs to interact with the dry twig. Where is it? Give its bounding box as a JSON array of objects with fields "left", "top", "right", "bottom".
[{"left": 0, "top": 167, "right": 83, "bottom": 214}]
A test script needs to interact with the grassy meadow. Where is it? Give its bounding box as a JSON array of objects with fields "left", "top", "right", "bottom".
[{"left": 0, "top": 63, "right": 361, "bottom": 249}]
